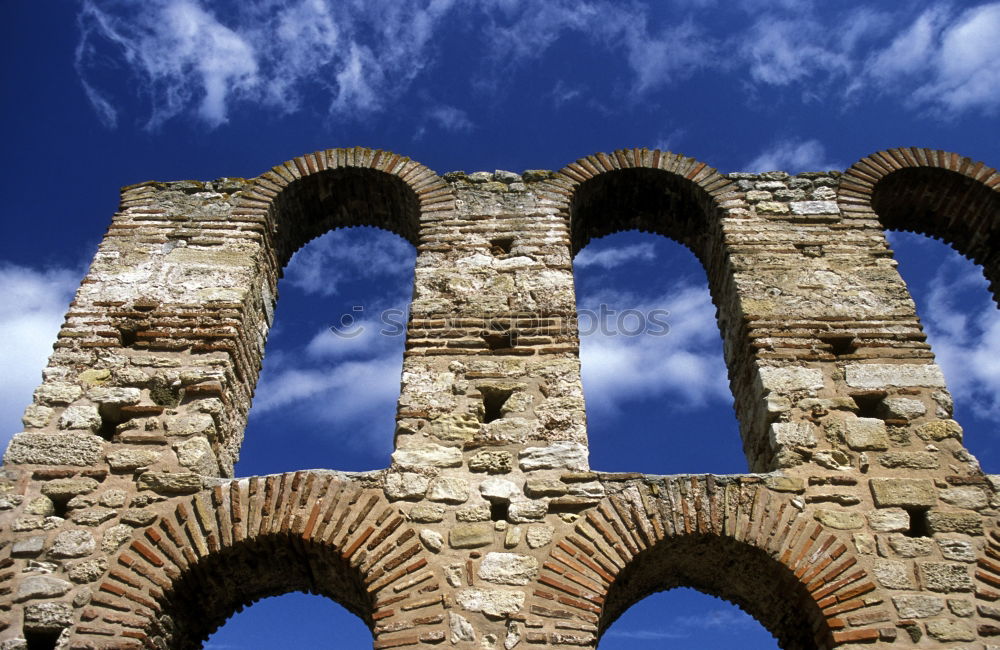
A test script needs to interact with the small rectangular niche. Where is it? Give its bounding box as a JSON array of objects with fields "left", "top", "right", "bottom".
[
  {"left": 819, "top": 334, "right": 858, "bottom": 357},
  {"left": 24, "top": 628, "right": 60, "bottom": 650},
  {"left": 489, "top": 237, "right": 514, "bottom": 256},
  {"left": 851, "top": 391, "right": 887, "bottom": 419},
  {"left": 480, "top": 386, "right": 514, "bottom": 424},
  {"left": 490, "top": 502, "right": 509, "bottom": 522},
  {"left": 482, "top": 325, "right": 517, "bottom": 352},
  {"left": 904, "top": 507, "right": 930, "bottom": 538}
]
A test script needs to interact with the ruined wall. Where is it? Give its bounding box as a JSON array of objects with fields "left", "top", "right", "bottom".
[{"left": 0, "top": 146, "right": 998, "bottom": 649}]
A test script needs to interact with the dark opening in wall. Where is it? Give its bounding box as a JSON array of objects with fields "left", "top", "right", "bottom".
[
  {"left": 820, "top": 334, "right": 857, "bottom": 357},
  {"left": 481, "top": 386, "right": 513, "bottom": 423},
  {"left": 118, "top": 326, "right": 139, "bottom": 348},
  {"left": 851, "top": 392, "right": 886, "bottom": 419},
  {"left": 24, "top": 628, "right": 60, "bottom": 650},
  {"left": 490, "top": 502, "right": 509, "bottom": 522},
  {"left": 489, "top": 237, "right": 514, "bottom": 256},
  {"left": 905, "top": 507, "right": 930, "bottom": 538},
  {"left": 482, "top": 325, "right": 516, "bottom": 351}
]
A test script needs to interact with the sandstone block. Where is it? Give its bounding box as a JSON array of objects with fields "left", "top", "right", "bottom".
[
  {"left": 106, "top": 448, "right": 162, "bottom": 471},
  {"left": 508, "top": 500, "right": 547, "bottom": 522},
  {"left": 50, "top": 530, "right": 96, "bottom": 558},
  {"left": 845, "top": 363, "right": 945, "bottom": 389},
  {"left": 844, "top": 418, "right": 888, "bottom": 450},
  {"left": 769, "top": 422, "right": 816, "bottom": 448},
  {"left": 478, "top": 553, "right": 539, "bottom": 586},
  {"left": 938, "top": 538, "right": 976, "bottom": 562},
  {"left": 468, "top": 450, "right": 513, "bottom": 474},
  {"left": 41, "top": 478, "right": 99, "bottom": 501},
  {"left": 878, "top": 452, "right": 938, "bottom": 469},
  {"left": 449, "top": 523, "right": 493, "bottom": 548},
  {"left": 408, "top": 503, "right": 444, "bottom": 523},
  {"left": 939, "top": 487, "right": 988, "bottom": 510},
  {"left": 384, "top": 472, "right": 430, "bottom": 501},
  {"left": 35, "top": 382, "right": 82, "bottom": 405},
  {"left": 4, "top": 433, "right": 105, "bottom": 466},
  {"left": 526, "top": 524, "right": 554, "bottom": 549},
  {"left": 427, "top": 476, "right": 469, "bottom": 503},
  {"left": 879, "top": 397, "right": 926, "bottom": 420},
  {"left": 873, "top": 560, "right": 915, "bottom": 589},
  {"left": 789, "top": 200, "right": 838, "bottom": 215},
  {"left": 867, "top": 509, "right": 908, "bottom": 532},
  {"left": 137, "top": 471, "right": 202, "bottom": 495},
  {"left": 921, "top": 562, "right": 972, "bottom": 592},
  {"left": 892, "top": 594, "right": 944, "bottom": 618},
  {"left": 814, "top": 509, "right": 864, "bottom": 530},
  {"left": 925, "top": 619, "right": 974, "bottom": 642},
  {"left": 758, "top": 367, "right": 824, "bottom": 393},
  {"left": 869, "top": 478, "right": 936, "bottom": 507},
  {"left": 915, "top": 419, "right": 963, "bottom": 442},
  {"left": 518, "top": 442, "right": 588, "bottom": 471},
  {"left": 58, "top": 405, "right": 101, "bottom": 431},
  {"left": 927, "top": 511, "right": 982, "bottom": 535},
  {"left": 419, "top": 529, "right": 443, "bottom": 552},
  {"left": 456, "top": 588, "right": 525, "bottom": 617},
  {"left": 392, "top": 444, "right": 463, "bottom": 468},
  {"left": 480, "top": 478, "right": 520, "bottom": 502},
  {"left": 24, "top": 602, "right": 72, "bottom": 634}
]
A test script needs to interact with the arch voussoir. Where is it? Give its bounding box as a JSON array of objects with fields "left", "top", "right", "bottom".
[
  {"left": 525, "top": 476, "right": 885, "bottom": 649},
  {"left": 71, "top": 471, "right": 446, "bottom": 649}
]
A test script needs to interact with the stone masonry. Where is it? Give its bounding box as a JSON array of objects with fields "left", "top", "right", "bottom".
[{"left": 1, "top": 146, "right": 999, "bottom": 649}]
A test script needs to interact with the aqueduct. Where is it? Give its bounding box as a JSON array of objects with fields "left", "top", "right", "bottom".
[{"left": 1, "top": 146, "right": 998, "bottom": 648}]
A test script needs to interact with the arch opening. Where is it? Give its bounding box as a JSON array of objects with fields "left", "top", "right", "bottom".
[
  {"left": 206, "top": 591, "right": 372, "bottom": 648},
  {"left": 239, "top": 227, "right": 415, "bottom": 475},
  {"left": 862, "top": 159, "right": 1000, "bottom": 306},
  {"left": 570, "top": 167, "right": 715, "bottom": 262},
  {"left": 573, "top": 231, "right": 742, "bottom": 473},
  {"left": 271, "top": 166, "right": 421, "bottom": 269},
  {"left": 601, "top": 534, "right": 829, "bottom": 650},
  {"left": 599, "top": 587, "right": 779, "bottom": 649},
  {"left": 153, "top": 535, "right": 373, "bottom": 648},
  {"left": 566, "top": 162, "right": 747, "bottom": 472},
  {"left": 885, "top": 231, "right": 1000, "bottom": 470}
]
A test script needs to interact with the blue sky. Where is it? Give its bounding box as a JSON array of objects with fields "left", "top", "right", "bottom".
[{"left": 1, "top": 1, "right": 998, "bottom": 647}]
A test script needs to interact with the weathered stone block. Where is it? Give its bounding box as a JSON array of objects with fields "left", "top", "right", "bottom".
[
  {"left": 926, "top": 511, "right": 983, "bottom": 535},
  {"left": 24, "top": 602, "right": 73, "bottom": 633},
  {"left": 456, "top": 588, "right": 525, "bottom": 617},
  {"left": 869, "top": 478, "right": 936, "bottom": 507},
  {"left": 844, "top": 417, "right": 888, "bottom": 450},
  {"left": 873, "top": 560, "right": 915, "bottom": 589},
  {"left": 468, "top": 450, "right": 513, "bottom": 474},
  {"left": 15, "top": 576, "right": 72, "bottom": 602},
  {"left": 844, "top": 363, "right": 946, "bottom": 389},
  {"left": 137, "top": 471, "right": 202, "bottom": 494},
  {"left": 518, "top": 442, "right": 587, "bottom": 471},
  {"left": 427, "top": 476, "right": 469, "bottom": 503},
  {"left": 41, "top": 477, "right": 99, "bottom": 501},
  {"left": 4, "top": 433, "right": 105, "bottom": 466},
  {"left": 449, "top": 523, "right": 493, "bottom": 548},
  {"left": 392, "top": 444, "right": 463, "bottom": 468},
  {"left": 921, "top": 563, "right": 973, "bottom": 592},
  {"left": 892, "top": 594, "right": 944, "bottom": 618},
  {"left": 758, "top": 366, "right": 824, "bottom": 394},
  {"left": 478, "top": 552, "right": 539, "bottom": 585},
  {"left": 769, "top": 422, "right": 816, "bottom": 448},
  {"left": 107, "top": 447, "right": 162, "bottom": 471},
  {"left": 384, "top": 472, "right": 430, "bottom": 500}
]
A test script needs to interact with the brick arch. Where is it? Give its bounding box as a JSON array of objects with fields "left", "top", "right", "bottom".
[
  {"left": 839, "top": 148, "right": 1000, "bottom": 304},
  {"left": 233, "top": 147, "right": 455, "bottom": 268},
  {"left": 73, "top": 471, "right": 446, "bottom": 648},
  {"left": 528, "top": 477, "right": 881, "bottom": 648}
]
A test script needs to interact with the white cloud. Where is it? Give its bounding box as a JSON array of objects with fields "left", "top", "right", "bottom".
[
  {"left": 426, "top": 105, "right": 476, "bottom": 133},
  {"left": 578, "top": 282, "right": 731, "bottom": 416},
  {"left": 914, "top": 248, "right": 1000, "bottom": 420},
  {"left": 75, "top": 0, "right": 455, "bottom": 128},
  {"left": 743, "top": 138, "right": 840, "bottom": 173},
  {"left": 0, "top": 264, "right": 80, "bottom": 450},
  {"left": 77, "top": 0, "right": 258, "bottom": 128},
  {"left": 574, "top": 242, "right": 656, "bottom": 270},
  {"left": 283, "top": 227, "right": 415, "bottom": 297}
]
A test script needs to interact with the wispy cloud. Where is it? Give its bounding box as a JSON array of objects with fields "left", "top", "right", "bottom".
[
  {"left": 743, "top": 138, "right": 840, "bottom": 174},
  {"left": 866, "top": 2, "right": 1000, "bottom": 116},
  {"left": 605, "top": 605, "right": 760, "bottom": 640},
  {"left": 578, "top": 281, "right": 731, "bottom": 416},
  {"left": 75, "top": 0, "right": 455, "bottom": 129},
  {"left": 283, "top": 228, "right": 415, "bottom": 298},
  {"left": 0, "top": 264, "right": 80, "bottom": 449},
  {"left": 575, "top": 242, "right": 656, "bottom": 270},
  {"left": 73, "top": 1, "right": 999, "bottom": 129},
  {"left": 913, "top": 245, "right": 1000, "bottom": 420}
]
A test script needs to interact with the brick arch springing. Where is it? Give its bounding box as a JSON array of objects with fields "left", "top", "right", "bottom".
[
  {"left": 839, "top": 148, "right": 1000, "bottom": 305},
  {"left": 527, "top": 477, "right": 881, "bottom": 648},
  {"left": 73, "top": 471, "right": 447, "bottom": 648}
]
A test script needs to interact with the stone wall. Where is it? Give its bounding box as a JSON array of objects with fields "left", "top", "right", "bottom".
[{"left": 0, "top": 146, "right": 998, "bottom": 649}]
